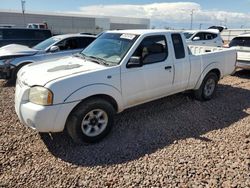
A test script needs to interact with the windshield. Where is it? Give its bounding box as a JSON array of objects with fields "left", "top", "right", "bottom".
[
  {"left": 183, "top": 32, "right": 194, "bottom": 39},
  {"left": 81, "top": 33, "right": 139, "bottom": 66},
  {"left": 33, "top": 37, "right": 60, "bottom": 50},
  {"left": 229, "top": 37, "right": 250, "bottom": 47}
]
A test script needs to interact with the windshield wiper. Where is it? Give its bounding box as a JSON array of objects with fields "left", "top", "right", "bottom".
[
  {"left": 73, "top": 53, "right": 87, "bottom": 59},
  {"left": 86, "top": 55, "right": 111, "bottom": 66}
]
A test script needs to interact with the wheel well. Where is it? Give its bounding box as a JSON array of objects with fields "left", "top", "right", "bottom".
[
  {"left": 72, "top": 94, "right": 118, "bottom": 113},
  {"left": 208, "top": 69, "right": 221, "bottom": 79},
  {"left": 16, "top": 62, "right": 32, "bottom": 67},
  {"left": 15, "top": 62, "right": 32, "bottom": 72},
  {"left": 64, "top": 94, "right": 118, "bottom": 131}
]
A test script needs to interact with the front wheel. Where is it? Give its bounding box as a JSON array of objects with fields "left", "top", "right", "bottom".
[
  {"left": 194, "top": 72, "right": 219, "bottom": 101},
  {"left": 66, "top": 98, "right": 115, "bottom": 144}
]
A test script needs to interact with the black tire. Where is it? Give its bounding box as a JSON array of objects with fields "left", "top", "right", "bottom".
[
  {"left": 9, "top": 63, "right": 30, "bottom": 84},
  {"left": 194, "top": 72, "right": 219, "bottom": 101},
  {"left": 66, "top": 98, "right": 115, "bottom": 144}
]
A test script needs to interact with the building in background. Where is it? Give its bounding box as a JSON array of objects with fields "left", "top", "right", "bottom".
[{"left": 0, "top": 10, "right": 150, "bottom": 34}]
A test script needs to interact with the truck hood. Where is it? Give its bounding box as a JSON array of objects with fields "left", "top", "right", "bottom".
[
  {"left": 0, "top": 44, "right": 38, "bottom": 59},
  {"left": 18, "top": 56, "right": 105, "bottom": 86}
]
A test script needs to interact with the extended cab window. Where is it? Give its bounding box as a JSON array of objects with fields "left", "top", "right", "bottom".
[
  {"left": 171, "top": 34, "right": 185, "bottom": 59},
  {"left": 132, "top": 35, "right": 168, "bottom": 65}
]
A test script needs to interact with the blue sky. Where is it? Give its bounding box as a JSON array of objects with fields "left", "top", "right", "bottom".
[
  {"left": 1, "top": 0, "right": 250, "bottom": 29},
  {"left": 1, "top": 0, "right": 249, "bottom": 13}
]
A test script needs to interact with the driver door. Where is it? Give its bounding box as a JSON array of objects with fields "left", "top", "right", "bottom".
[{"left": 121, "top": 35, "right": 174, "bottom": 108}]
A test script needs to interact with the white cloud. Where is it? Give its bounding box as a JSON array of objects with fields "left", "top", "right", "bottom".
[{"left": 76, "top": 2, "right": 250, "bottom": 29}]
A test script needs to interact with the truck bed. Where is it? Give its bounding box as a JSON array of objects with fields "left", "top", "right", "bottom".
[
  {"left": 187, "top": 45, "right": 236, "bottom": 90},
  {"left": 188, "top": 45, "right": 225, "bottom": 55}
]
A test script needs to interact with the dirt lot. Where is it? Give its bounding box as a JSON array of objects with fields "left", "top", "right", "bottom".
[{"left": 0, "top": 70, "right": 250, "bottom": 188}]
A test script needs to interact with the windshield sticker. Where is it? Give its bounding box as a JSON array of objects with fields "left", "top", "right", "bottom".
[{"left": 120, "top": 34, "right": 136, "bottom": 40}]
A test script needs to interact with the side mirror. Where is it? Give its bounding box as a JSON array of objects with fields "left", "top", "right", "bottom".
[
  {"left": 126, "top": 56, "right": 142, "bottom": 68},
  {"left": 49, "top": 46, "right": 60, "bottom": 53},
  {"left": 193, "top": 36, "right": 200, "bottom": 41}
]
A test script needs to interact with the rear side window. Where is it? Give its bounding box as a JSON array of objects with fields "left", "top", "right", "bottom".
[
  {"left": 171, "top": 34, "right": 185, "bottom": 59},
  {"left": 193, "top": 32, "right": 205, "bottom": 40},
  {"left": 0, "top": 30, "right": 2, "bottom": 40},
  {"left": 78, "top": 37, "right": 95, "bottom": 48},
  {"left": 204, "top": 33, "right": 217, "bottom": 40},
  {"left": 132, "top": 35, "right": 168, "bottom": 64},
  {"left": 229, "top": 37, "right": 250, "bottom": 47},
  {"left": 193, "top": 32, "right": 217, "bottom": 41}
]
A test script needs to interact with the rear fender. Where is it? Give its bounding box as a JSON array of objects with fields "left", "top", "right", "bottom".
[{"left": 194, "top": 62, "right": 221, "bottom": 90}]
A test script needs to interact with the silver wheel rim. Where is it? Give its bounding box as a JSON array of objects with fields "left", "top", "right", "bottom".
[
  {"left": 81, "top": 109, "right": 108, "bottom": 137},
  {"left": 204, "top": 78, "right": 216, "bottom": 97}
]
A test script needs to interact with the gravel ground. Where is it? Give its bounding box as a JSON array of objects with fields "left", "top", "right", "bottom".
[{"left": 0, "top": 70, "right": 250, "bottom": 188}]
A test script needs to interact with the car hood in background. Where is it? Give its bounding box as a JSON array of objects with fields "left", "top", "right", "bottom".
[{"left": 0, "top": 44, "right": 39, "bottom": 59}]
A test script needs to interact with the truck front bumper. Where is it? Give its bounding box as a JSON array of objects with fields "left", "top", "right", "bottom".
[{"left": 15, "top": 79, "right": 79, "bottom": 132}]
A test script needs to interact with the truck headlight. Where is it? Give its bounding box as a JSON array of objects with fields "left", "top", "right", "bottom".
[{"left": 29, "top": 86, "right": 53, "bottom": 105}]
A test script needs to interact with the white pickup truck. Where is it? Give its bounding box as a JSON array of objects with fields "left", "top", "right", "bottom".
[{"left": 15, "top": 30, "right": 236, "bottom": 143}]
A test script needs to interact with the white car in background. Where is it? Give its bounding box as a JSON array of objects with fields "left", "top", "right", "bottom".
[
  {"left": 184, "top": 29, "right": 224, "bottom": 47},
  {"left": 229, "top": 33, "right": 250, "bottom": 70}
]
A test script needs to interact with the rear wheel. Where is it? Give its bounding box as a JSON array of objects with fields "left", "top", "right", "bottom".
[
  {"left": 194, "top": 72, "right": 219, "bottom": 101},
  {"left": 66, "top": 98, "right": 115, "bottom": 144}
]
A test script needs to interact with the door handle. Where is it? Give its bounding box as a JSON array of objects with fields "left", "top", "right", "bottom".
[{"left": 165, "top": 66, "right": 172, "bottom": 70}]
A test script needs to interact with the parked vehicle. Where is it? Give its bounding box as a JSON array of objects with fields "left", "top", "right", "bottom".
[
  {"left": 229, "top": 33, "right": 250, "bottom": 70},
  {"left": 27, "top": 23, "right": 48, "bottom": 30},
  {"left": 0, "top": 34, "right": 96, "bottom": 80},
  {"left": 208, "top": 26, "right": 227, "bottom": 32},
  {"left": 184, "top": 29, "right": 224, "bottom": 47},
  {"left": 0, "top": 28, "right": 52, "bottom": 48},
  {"left": 15, "top": 30, "right": 236, "bottom": 144}
]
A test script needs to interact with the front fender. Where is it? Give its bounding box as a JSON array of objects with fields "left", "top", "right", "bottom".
[
  {"left": 10, "top": 59, "right": 35, "bottom": 67},
  {"left": 64, "top": 84, "right": 124, "bottom": 112},
  {"left": 194, "top": 62, "right": 222, "bottom": 90}
]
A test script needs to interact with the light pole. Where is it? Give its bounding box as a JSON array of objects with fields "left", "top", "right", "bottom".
[
  {"left": 190, "top": 9, "right": 195, "bottom": 30},
  {"left": 199, "top": 23, "right": 202, "bottom": 30},
  {"left": 21, "top": 0, "right": 26, "bottom": 27}
]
